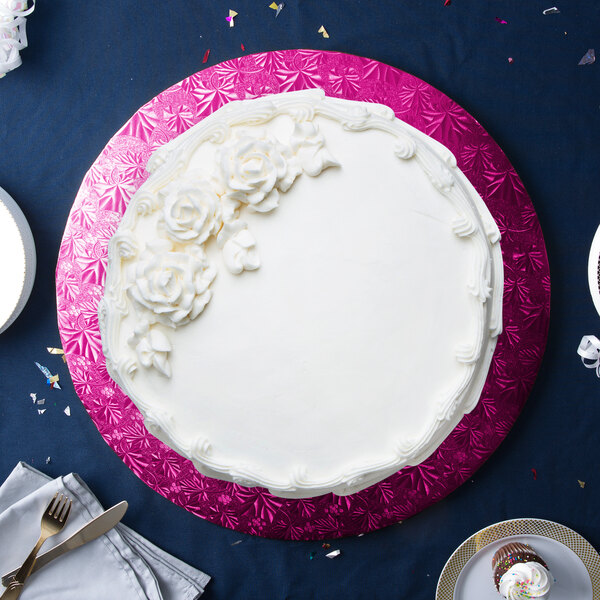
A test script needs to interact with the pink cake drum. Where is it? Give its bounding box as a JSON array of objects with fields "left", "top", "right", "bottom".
[{"left": 56, "top": 50, "right": 550, "bottom": 540}]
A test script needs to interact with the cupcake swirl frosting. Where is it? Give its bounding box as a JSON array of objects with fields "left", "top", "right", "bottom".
[{"left": 499, "top": 561, "right": 552, "bottom": 599}]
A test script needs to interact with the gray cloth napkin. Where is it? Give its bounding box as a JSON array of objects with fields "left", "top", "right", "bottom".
[{"left": 0, "top": 462, "right": 210, "bottom": 599}]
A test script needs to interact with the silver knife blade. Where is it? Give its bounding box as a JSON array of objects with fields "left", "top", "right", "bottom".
[{"left": 1, "top": 501, "right": 128, "bottom": 586}]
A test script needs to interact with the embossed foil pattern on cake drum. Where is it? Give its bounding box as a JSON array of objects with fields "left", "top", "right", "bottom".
[{"left": 57, "top": 50, "right": 549, "bottom": 539}]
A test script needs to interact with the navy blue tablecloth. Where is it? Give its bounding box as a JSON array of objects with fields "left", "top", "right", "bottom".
[{"left": 1, "top": 2, "right": 599, "bottom": 598}]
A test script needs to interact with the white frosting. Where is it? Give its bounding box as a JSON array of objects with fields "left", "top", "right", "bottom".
[
  {"left": 99, "top": 89, "right": 503, "bottom": 498},
  {"left": 499, "top": 562, "right": 552, "bottom": 599}
]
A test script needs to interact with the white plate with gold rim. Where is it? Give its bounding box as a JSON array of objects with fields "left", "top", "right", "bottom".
[
  {"left": 0, "top": 186, "right": 36, "bottom": 334},
  {"left": 436, "top": 518, "right": 600, "bottom": 599},
  {"left": 588, "top": 224, "right": 600, "bottom": 317}
]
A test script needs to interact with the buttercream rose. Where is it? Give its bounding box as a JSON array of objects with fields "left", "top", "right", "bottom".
[
  {"left": 160, "top": 181, "right": 221, "bottom": 243},
  {"left": 217, "top": 220, "right": 260, "bottom": 274},
  {"left": 128, "top": 240, "right": 216, "bottom": 327},
  {"left": 219, "top": 133, "right": 300, "bottom": 212}
]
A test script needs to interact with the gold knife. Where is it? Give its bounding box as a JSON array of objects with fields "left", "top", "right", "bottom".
[{"left": 1, "top": 501, "right": 128, "bottom": 589}]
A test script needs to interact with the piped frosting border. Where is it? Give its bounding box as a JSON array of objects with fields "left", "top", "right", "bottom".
[{"left": 99, "top": 89, "right": 503, "bottom": 498}]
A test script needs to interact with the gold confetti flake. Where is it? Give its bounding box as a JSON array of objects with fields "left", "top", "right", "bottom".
[
  {"left": 47, "top": 347, "right": 66, "bottom": 362},
  {"left": 227, "top": 9, "right": 238, "bottom": 27}
]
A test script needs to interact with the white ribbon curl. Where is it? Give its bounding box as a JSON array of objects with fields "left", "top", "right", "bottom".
[
  {"left": 0, "top": 0, "right": 35, "bottom": 77},
  {"left": 577, "top": 335, "right": 600, "bottom": 377}
]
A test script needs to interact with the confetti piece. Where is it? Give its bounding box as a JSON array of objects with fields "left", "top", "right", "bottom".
[
  {"left": 542, "top": 7, "right": 560, "bottom": 15},
  {"left": 37, "top": 398, "right": 45, "bottom": 405},
  {"left": 226, "top": 9, "right": 238, "bottom": 27},
  {"left": 317, "top": 25, "right": 329, "bottom": 38},
  {"left": 231, "top": 539, "right": 243, "bottom": 546},
  {"left": 322, "top": 543, "right": 331, "bottom": 549},
  {"left": 495, "top": 17, "right": 508, "bottom": 24},
  {"left": 45, "top": 457, "right": 51, "bottom": 464},
  {"left": 202, "top": 49, "right": 210, "bottom": 63},
  {"left": 531, "top": 468, "right": 537, "bottom": 480},
  {"left": 241, "top": 43, "right": 245, "bottom": 51},
  {"left": 64, "top": 406, "right": 71, "bottom": 416},
  {"left": 326, "top": 549, "right": 341, "bottom": 559},
  {"left": 578, "top": 49, "right": 595, "bottom": 65},
  {"left": 578, "top": 480, "right": 586, "bottom": 488},
  {"left": 30, "top": 392, "right": 36, "bottom": 403},
  {"left": 444, "top": 0, "right": 451, "bottom": 5},
  {"left": 47, "top": 347, "right": 66, "bottom": 362},
  {"left": 35, "top": 362, "right": 61, "bottom": 389},
  {"left": 35, "top": 362, "right": 50, "bottom": 377},
  {"left": 269, "top": 2, "right": 284, "bottom": 17},
  {"left": 508, "top": 57, "right": 514, "bottom": 64},
  {"left": 309, "top": 551, "right": 316, "bottom": 560},
  {"left": 38, "top": 409, "right": 46, "bottom": 415}
]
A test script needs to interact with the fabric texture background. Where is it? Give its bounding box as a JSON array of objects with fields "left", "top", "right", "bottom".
[{"left": 0, "top": 1, "right": 599, "bottom": 598}]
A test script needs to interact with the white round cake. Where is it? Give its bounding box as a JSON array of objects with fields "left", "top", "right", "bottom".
[{"left": 99, "top": 89, "right": 503, "bottom": 498}]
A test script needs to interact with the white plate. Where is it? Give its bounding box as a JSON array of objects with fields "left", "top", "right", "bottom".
[
  {"left": 588, "top": 225, "right": 600, "bottom": 317},
  {"left": 0, "top": 186, "right": 36, "bottom": 334},
  {"left": 436, "top": 518, "right": 600, "bottom": 600}
]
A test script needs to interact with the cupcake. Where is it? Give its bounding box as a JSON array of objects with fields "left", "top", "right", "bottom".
[{"left": 492, "top": 542, "right": 552, "bottom": 599}]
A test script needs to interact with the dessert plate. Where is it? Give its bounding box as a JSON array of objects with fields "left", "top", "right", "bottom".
[
  {"left": 56, "top": 49, "right": 550, "bottom": 539},
  {"left": 436, "top": 518, "right": 600, "bottom": 599},
  {"left": 0, "top": 186, "right": 36, "bottom": 334},
  {"left": 587, "top": 224, "right": 600, "bottom": 316}
]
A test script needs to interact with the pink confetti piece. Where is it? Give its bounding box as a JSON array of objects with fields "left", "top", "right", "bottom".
[
  {"left": 444, "top": 0, "right": 451, "bottom": 5},
  {"left": 531, "top": 468, "right": 537, "bottom": 480},
  {"left": 578, "top": 49, "right": 595, "bottom": 65},
  {"left": 202, "top": 49, "right": 210, "bottom": 64},
  {"left": 495, "top": 17, "right": 508, "bottom": 24},
  {"left": 241, "top": 43, "right": 245, "bottom": 51},
  {"left": 508, "top": 57, "right": 514, "bottom": 64}
]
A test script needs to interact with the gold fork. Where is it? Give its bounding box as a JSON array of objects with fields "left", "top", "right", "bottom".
[{"left": 0, "top": 493, "right": 72, "bottom": 599}]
